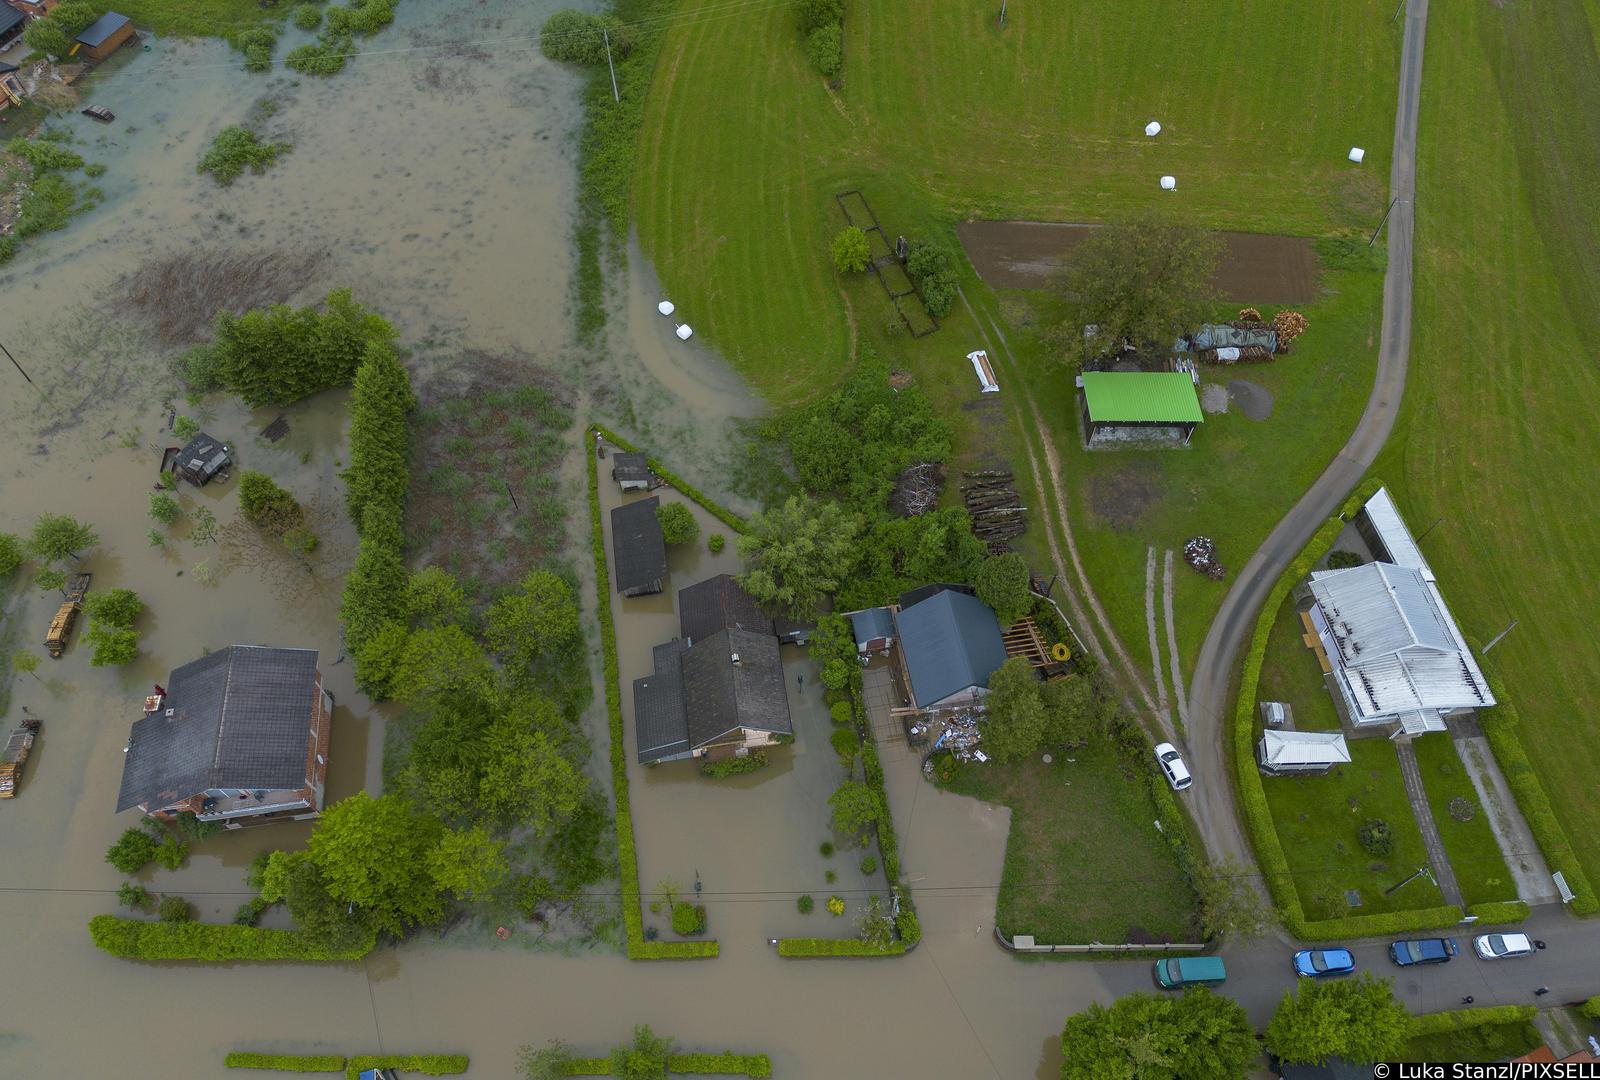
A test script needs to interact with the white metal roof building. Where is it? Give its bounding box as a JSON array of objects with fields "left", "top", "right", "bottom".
[
  {"left": 1258, "top": 730, "right": 1352, "bottom": 774},
  {"left": 1306, "top": 488, "right": 1493, "bottom": 734}
]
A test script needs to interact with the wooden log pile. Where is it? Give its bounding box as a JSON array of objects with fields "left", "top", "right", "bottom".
[{"left": 962, "top": 469, "right": 1026, "bottom": 552}]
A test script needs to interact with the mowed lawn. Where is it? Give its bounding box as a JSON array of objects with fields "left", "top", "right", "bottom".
[
  {"left": 943, "top": 736, "right": 1199, "bottom": 944},
  {"left": 1409, "top": 734, "right": 1517, "bottom": 908},
  {"left": 634, "top": 0, "right": 1400, "bottom": 408},
  {"left": 1371, "top": 0, "right": 1600, "bottom": 884},
  {"left": 1256, "top": 596, "right": 1342, "bottom": 733}
]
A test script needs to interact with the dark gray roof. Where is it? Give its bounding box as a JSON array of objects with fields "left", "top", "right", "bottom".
[
  {"left": 0, "top": 8, "right": 23, "bottom": 38},
  {"left": 611, "top": 496, "right": 667, "bottom": 593},
  {"left": 611, "top": 452, "right": 651, "bottom": 483},
  {"left": 634, "top": 640, "right": 691, "bottom": 763},
  {"left": 116, "top": 646, "right": 318, "bottom": 813},
  {"left": 679, "top": 574, "right": 772, "bottom": 642},
  {"left": 773, "top": 613, "right": 813, "bottom": 642},
  {"left": 681, "top": 628, "right": 792, "bottom": 746},
  {"left": 0, "top": 61, "right": 18, "bottom": 74},
  {"left": 176, "top": 432, "right": 230, "bottom": 479},
  {"left": 76, "top": 11, "right": 131, "bottom": 47},
  {"left": 850, "top": 607, "right": 895, "bottom": 647},
  {"left": 894, "top": 590, "right": 1007, "bottom": 708},
  {"left": 898, "top": 582, "right": 977, "bottom": 610}
]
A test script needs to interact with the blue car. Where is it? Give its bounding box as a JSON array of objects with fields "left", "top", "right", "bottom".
[
  {"left": 1390, "top": 937, "right": 1458, "bottom": 966},
  {"left": 1293, "top": 948, "right": 1355, "bottom": 977}
]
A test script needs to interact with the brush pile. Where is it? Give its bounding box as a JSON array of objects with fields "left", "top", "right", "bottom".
[{"left": 1183, "top": 536, "right": 1227, "bottom": 580}]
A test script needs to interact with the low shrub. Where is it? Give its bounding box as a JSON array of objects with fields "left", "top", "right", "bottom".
[
  {"left": 830, "top": 726, "right": 860, "bottom": 763},
  {"left": 1580, "top": 997, "right": 1600, "bottom": 1022},
  {"left": 344, "top": 1056, "right": 468, "bottom": 1078},
  {"left": 699, "top": 751, "right": 767, "bottom": 778},
  {"left": 225, "top": 1052, "right": 346, "bottom": 1071},
  {"left": 797, "top": 0, "right": 844, "bottom": 34},
  {"left": 234, "top": 26, "right": 278, "bottom": 72},
  {"left": 665, "top": 1053, "right": 772, "bottom": 1078},
  {"left": 293, "top": 4, "right": 323, "bottom": 31},
  {"left": 906, "top": 241, "right": 957, "bottom": 318},
  {"left": 286, "top": 35, "right": 352, "bottom": 76},
  {"left": 105, "top": 828, "right": 158, "bottom": 875},
  {"left": 778, "top": 937, "right": 905, "bottom": 957},
  {"left": 158, "top": 895, "right": 194, "bottom": 923},
  {"left": 1409, "top": 1005, "right": 1536, "bottom": 1039},
  {"left": 198, "top": 126, "right": 291, "bottom": 186},
  {"left": 708, "top": 532, "right": 726, "bottom": 553},
  {"left": 117, "top": 882, "right": 151, "bottom": 910},
  {"left": 819, "top": 841, "right": 834, "bottom": 858},
  {"left": 89, "top": 914, "right": 375, "bottom": 961},
  {"left": 234, "top": 897, "right": 272, "bottom": 926},
  {"left": 671, "top": 901, "right": 706, "bottom": 937},
  {"left": 1465, "top": 900, "right": 1530, "bottom": 924},
  {"left": 859, "top": 854, "right": 877, "bottom": 875},
  {"left": 826, "top": 895, "right": 845, "bottom": 916},
  {"left": 829, "top": 701, "right": 853, "bottom": 726},
  {"left": 796, "top": 894, "right": 814, "bottom": 914},
  {"left": 539, "top": 9, "right": 635, "bottom": 65},
  {"left": 1357, "top": 819, "right": 1393, "bottom": 856},
  {"left": 155, "top": 834, "right": 190, "bottom": 870},
  {"left": 656, "top": 501, "right": 699, "bottom": 545}
]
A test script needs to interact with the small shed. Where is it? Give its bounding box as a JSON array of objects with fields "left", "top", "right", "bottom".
[
  {"left": 610, "top": 496, "right": 668, "bottom": 597},
  {"left": 850, "top": 607, "right": 895, "bottom": 655},
  {"left": 166, "top": 432, "right": 232, "bottom": 486},
  {"left": 74, "top": 12, "right": 135, "bottom": 61},
  {"left": 1258, "top": 730, "right": 1351, "bottom": 775},
  {"left": 773, "top": 613, "right": 812, "bottom": 646},
  {"left": 0, "top": 9, "right": 26, "bottom": 54},
  {"left": 611, "top": 452, "right": 652, "bottom": 492},
  {"left": 1079, "top": 371, "right": 1204, "bottom": 447}
]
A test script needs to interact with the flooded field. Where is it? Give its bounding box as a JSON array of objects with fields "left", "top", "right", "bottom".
[{"left": 0, "top": 5, "right": 1161, "bottom": 1077}]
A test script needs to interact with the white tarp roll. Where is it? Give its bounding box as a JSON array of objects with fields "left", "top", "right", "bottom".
[
  {"left": 1159, "top": 175, "right": 1177, "bottom": 190},
  {"left": 967, "top": 350, "right": 999, "bottom": 393},
  {"left": 657, "top": 300, "right": 675, "bottom": 315},
  {"left": 1145, "top": 120, "right": 1161, "bottom": 137},
  {"left": 1348, "top": 147, "right": 1365, "bottom": 163},
  {"left": 1216, "top": 346, "right": 1241, "bottom": 361},
  {"left": 675, "top": 323, "right": 693, "bottom": 340}
]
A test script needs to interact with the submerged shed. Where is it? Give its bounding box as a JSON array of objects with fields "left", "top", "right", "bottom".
[
  {"left": 611, "top": 496, "right": 667, "bottom": 596},
  {"left": 75, "top": 12, "right": 135, "bottom": 61},
  {"left": 611, "top": 452, "right": 652, "bottom": 492},
  {"left": 167, "top": 432, "right": 232, "bottom": 485}
]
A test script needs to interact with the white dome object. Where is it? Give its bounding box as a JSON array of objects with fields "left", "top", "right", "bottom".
[
  {"left": 1159, "top": 175, "right": 1177, "bottom": 191},
  {"left": 675, "top": 323, "right": 694, "bottom": 341},
  {"left": 1144, "top": 120, "right": 1161, "bottom": 137},
  {"left": 1348, "top": 147, "right": 1365, "bottom": 163},
  {"left": 657, "top": 300, "right": 675, "bottom": 315}
]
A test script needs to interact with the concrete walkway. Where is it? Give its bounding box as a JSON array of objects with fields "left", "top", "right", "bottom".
[
  {"left": 1394, "top": 737, "right": 1465, "bottom": 907},
  {"left": 1454, "top": 732, "right": 1561, "bottom": 903}
]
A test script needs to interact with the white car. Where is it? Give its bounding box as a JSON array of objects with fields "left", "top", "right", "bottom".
[
  {"left": 1154, "top": 743, "right": 1192, "bottom": 790},
  {"left": 1474, "top": 933, "right": 1534, "bottom": 960}
]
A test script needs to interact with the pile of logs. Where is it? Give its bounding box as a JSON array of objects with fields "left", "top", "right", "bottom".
[
  {"left": 1183, "top": 536, "right": 1227, "bottom": 581},
  {"left": 962, "top": 469, "right": 1025, "bottom": 552},
  {"left": 889, "top": 462, "right": 943, "bottom": 517}
]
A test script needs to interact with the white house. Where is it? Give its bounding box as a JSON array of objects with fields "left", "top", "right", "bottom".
[{"left": 1258, "top": 730, "right": 1352, "bottom": 775}]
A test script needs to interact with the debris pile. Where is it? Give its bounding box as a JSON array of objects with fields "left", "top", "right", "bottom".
[
  {"left": 962, "top": 469, "right": 1026, "bottom": 552},
  {"left": 889, "top": 462, "right": 943, "bottom": 517},
  {"left": 1183, "top": 536, "right": 1227, "bottom": 580}
]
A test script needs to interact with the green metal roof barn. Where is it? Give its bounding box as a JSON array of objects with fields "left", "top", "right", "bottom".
[{"left": 1079, "top": 371, "right": 1204, "bottom": 447}]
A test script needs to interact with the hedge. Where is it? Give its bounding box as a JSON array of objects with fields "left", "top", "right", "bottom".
[
  {"left": 226, "top": 1053, "right": 345, "bottom": 1071},
  {"left": 1580, "top": 996, "right": 1600, "bottom": 1022},
  {"left": 777, "top": 937, "right": 906, "bottom": 957},
  {"left": 1473, "top": 668, "right": 1599, "bottom": 915},
  {"left": 586, "top": 431, "right": 719, "bottom": 961},
  {"left": 564, "top": 1053, "right": 772, "bottom": 1077},
  {"left": 345, "top": 1055, "right": 468, "bottom": 1078},
  {"left": 592, "top": 424, "right": 746, "bottom": 533},
  {"left": 1409, "top": 1005, "right": 1536, "bottom": 1038},
  {"left": 1231, "top": 479, "right": 1474, "bottom": 939},
  {"left": 89, "top": 914, "right": 375, "bottom": 961},
  {"left": 1465, "top": 900, "right": 1531, "bottom": 924}
]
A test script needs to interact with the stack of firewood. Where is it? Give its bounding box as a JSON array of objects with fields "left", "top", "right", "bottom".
[{"left": 962, "top": 469, "right": 1026, "bottom": 552}]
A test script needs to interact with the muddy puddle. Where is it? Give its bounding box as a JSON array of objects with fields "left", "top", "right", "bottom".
[{"left": 0, "top": 3, "right": 1150, "bottom": 1076}]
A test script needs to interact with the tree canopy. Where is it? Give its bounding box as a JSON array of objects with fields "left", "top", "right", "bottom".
[
  {"left": 404, "top": 566, "right": 471, "bottom": 628},
  {"left": 28, "top": 513, "right": 98, "bottom": 563},
  {"left": 655, "top": 501, "right": 699, "bottom": 546},
  {"left": 1060, "top": 988, "right": 1256, "bottom": 1080},
  {"left": 975, "top": 552, "right": 1032, "bottom": 625},
  {"left": 827, "top": 780, "right": 884, "bottom": 841},
  {"left": 982, "top": 657, "right": 1048, "bottom": 763},
  {"left": 831, "top": 226, "right": 870, "bottom": 273},
  {"left": 737, "top": 494, "right": 864, "bottom": 618},
  {"left": 0, "top": 532, "right": 21, "bottom": 576},
  {"left": 342, "top": 340, "right": 416, "bottom": 528},
  {"left": 1266, "top": 974, "right": 1412, "bottom": 1065},
  {"left": 199, "top": 288, "right": 398, "bottom": 406},
  {"left": 1192, "top": 855, "right": 1275, "bottom": 944},
  {"left": 484, "top": 570, "right": 581, "bottom": 672},
  {"left": 1052, "top": 214, "right": 1222, "bottom": 365}
]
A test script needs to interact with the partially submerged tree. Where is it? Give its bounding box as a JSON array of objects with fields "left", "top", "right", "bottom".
[
  {"left": 0, "top": 532, "right": 22, "bottom": 576},
  {"left": 655, "top": 501, "right": 699, "bottom": 546},
  {"left": 484, "top": 570, "right": 581, "bottom": 671},
  {"left": 736, "top": 494, "right": 864, "bottom": 618},
  {"left": 28, "top": 513, "right": 98, "bottom": 563},
  {"left": 828, "top": 779, "right": 884, "bottom": 841},
  {"left": 1052, "top": 214, "right": 1222, "bottom": 365}
]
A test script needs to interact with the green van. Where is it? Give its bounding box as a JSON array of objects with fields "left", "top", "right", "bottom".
[{"left": 1153, "top": 956, "right": 1227, "bottom": 988}]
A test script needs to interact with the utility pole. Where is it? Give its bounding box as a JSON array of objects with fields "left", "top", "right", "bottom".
[
  {"left": 1369, "top": 196, "right": 1399, "bottom": 247},
  {"left": 0, "top": 340, "right": 35, "bottom": 387},
  {"left": 603, "top": 28, "right": 619, "bottom": 103},
  {"left": 1391, "top": 0, "right": 1407, "bottom": 22},
  {"left": 1483, "top": 619, "right": 1519, "bottom": 653},
  {"left": 998, "top": 0, "right": 1007, "bottom": 28}
]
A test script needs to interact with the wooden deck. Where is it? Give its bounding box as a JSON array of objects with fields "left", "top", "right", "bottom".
[
  {"left": 1298, "top": 609, "right": 1332, "bottom": 674},
  {"left": 1001, "top": 617, "right": 1050, "bottom": 667}
]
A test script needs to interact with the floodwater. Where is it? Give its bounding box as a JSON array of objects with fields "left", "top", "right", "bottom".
[{"left": 0, "top": 4, "right": 1145, "bottom": 1078}]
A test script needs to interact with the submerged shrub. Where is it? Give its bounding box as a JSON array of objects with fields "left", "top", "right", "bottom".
[
  {"left": 539, "top": 9, "right": 635, "bottom": 65},
  {"left": 198, "top": 126, "right": 291, "bottom": 186}
]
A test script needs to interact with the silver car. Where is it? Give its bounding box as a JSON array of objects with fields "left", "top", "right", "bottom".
[{"left": 1473, "top": 932, "right": 1534, "bottom": 959}]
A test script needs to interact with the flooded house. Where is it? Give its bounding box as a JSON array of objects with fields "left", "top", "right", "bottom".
[
  {"left": 611, "top": 451, "right": 653, "bottom": 492},
  {"left": 633, "top": 629, "right": 793, "bottom": 765},
  {"left": 73, "top": 11, "right": 134, "bottom": 61},
  {"left": 163, "top": 431, "right": 233, "bottom": 486},
  {"left": 116, "top": 646, "right": 333, "bottom": 828},
  {"left": 611, "top": 496, "right": 667, "bottom": 597},
  {"left": 679, "top": 572, "right": 811, "bottom": 646}
]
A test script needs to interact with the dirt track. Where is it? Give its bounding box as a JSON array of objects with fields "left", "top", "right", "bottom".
[{"left": 957, "top": 220, "right": 1322, "bottom": 304}]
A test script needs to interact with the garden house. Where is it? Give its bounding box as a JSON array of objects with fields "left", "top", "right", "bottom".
[
  {"left": 165, "top": 432, "right": 232, "bottom": 486},
  {"left": 849, "top": 607, "right": 896, "bottom": 656},
  {"left": 0, "top": 10, "right": 25, "bottom": 54},
  {"left": 116, "top": 646, "right": 332, "bottom": 828},
  {"left": 73, "top": 12, "right": 134, "bottom": 61},
  {"left": 1257, "top": 730, "right": 1351, "bottom": 775},
  {"left": 611, "top": 452, "right": 652, "bottom": 492},
  {"left": 611, "top": 496, "right": 667, "bottom": 597},
  {"left": 892, "top": 587, "right": 1007, "bottom": 711},
  {"left": 1077, "top": 371, "right": 1203, "bottom": 447}
]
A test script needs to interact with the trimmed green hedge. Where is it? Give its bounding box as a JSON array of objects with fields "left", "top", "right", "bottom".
[
  {"left": 592, "top": 424, "right": 746, "bottom": 533},
  {"left": 1465, "top": 900, "right": 1531, "bottom": 924},
  {"left": 586, "top": 430, "right": 719, "bottom": 961},
  {"left": 778, "top": 937, "right": 906, "bottom": 957},
  {"left": 1409, "top": 1004, "right": 1536, "bottom": 1038},
  {"left": 1474, "top": 669, "right": 1599, "bottom": 915},
  {"left": 1580, "top": 996, "right": 1600, "bottom": 1022},
  {"left": 226, "top": 1053, "right": 345, "bottom": 1071},
  {"left": 345, "top": 1055, "right": 468, "bottom": 1078},
  {"left": 89, "top": 914, "right": 375, "bottom": 961},
  {"left": 1232, "top": 480, "right": 1473, "bottom": 939},
  {"left": 564, "top": 1053, "right": 772, "bottom": 1077}
]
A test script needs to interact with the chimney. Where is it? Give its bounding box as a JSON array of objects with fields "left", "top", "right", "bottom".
[{"left": 730, "top": 653, "right": 741, "bottom": 665}]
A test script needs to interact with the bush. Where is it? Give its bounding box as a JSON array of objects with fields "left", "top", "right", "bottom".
[
  {"left": 671, "top": 901, "right": 707, "bottom": 936},
  {"left": 5, "top": 135, "right": 83, "bottom": 173},
  {"left": 859, "top": 854, "right": 877, "bottom": 875},
  {"left": 1581, "top": 997, "right": 1600, "bottom": 1022},
  {"left": 539, "top": 9, "right": 635, "bottom": 65},
  {"left": 155, "top": 835, "right": 190, "bottom": 870},
  {"left": 158, "top": 895, "right": 195, "bottom": 923},
  {"left": 199, "top": 126, "right": 291, "bottom": 186},
  {"left": 830, "top": 726, "right": 860, "bottom": 763},
  {"left": 829, "top": 701, "right": 853, "bottom": 726},
  {"left": 797, "top": 0, "right": 844, "bottom": 34},
  {"left": 778, "top": 937, "right": 905, "bottom": 957},
  {"left": 148, "top": 491, "right": 180, "bottom": 525},
  {"left": 0, "top": 532, "right": 21, "bottom": 576},
  {"left": 293, "top": 4, "right": 323, "bottom": 30},
  {"left": 235, "top": 27, "right": 278, "bottom": 72},
  {"left": 234, "top": 897, "right": 272, "bottom": 926},
  {"left": 806, "top": 24, "right": 842, "bottom": 78},
  {"left": 831, "top": 225, "right": 869, "bottom": 273},
  {"left": 656, "top": 501, "right": 699, "bottom": 545},
  {"left": 1357, "top": 819, "right": 1393, "bottom": 856},
  {"left": 699, "top": 751, "right": 767, "bottom": 778},
  {"left": 106, "top": 828, "right": 159, "bottom": 875},
  {"left": 708, "top": 532, "right": 726, "bottom": 553},
  {"left": 117, "top": 882, "right": 152, "bottom": 909},
  {"left": 827, "top": 895, "right": 845, "bottom": 916},
  {"left": 89, "top": 914, "right": 376, "bottom": 961},
  {"left": 286, "top": 36, "right": 351, "bottom": 76},
  {"left": 225, "top": 1052, "right": 346, "bottom": 1071},
  {"left": 819, "top": 840, "right": 834, "bottom": 857},
  {"left": 906, "top": 241, "right": 958, "bottom": 318},
  {"left": 797, "top": 894, "right": 814, "bottom": 914},
  {"left": 1325, "top": 549, "right": 1363, "bottom": 570}
]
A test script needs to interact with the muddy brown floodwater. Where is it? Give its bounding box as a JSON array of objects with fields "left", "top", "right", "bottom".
[{"left": 0, "top": 5, "right": 1152, "bottom": 1077}]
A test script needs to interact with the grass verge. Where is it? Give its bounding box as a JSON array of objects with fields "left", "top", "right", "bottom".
[
  {"left": 1400, "top": 1006, "right": 1540, "bottom": 1064},
  {"left": 1409, "top": 733, "right": 1517, "bottom": 908}
]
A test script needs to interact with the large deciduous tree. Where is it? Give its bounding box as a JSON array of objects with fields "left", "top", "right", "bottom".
[
  {"left": 485, "top": 570, "right": 581, "bottom": 671},
  {"left": 1192, "top": 854, "right": 1275, "bottom": 944},
  {"left": 828, "top": 780, "right": 884, "bottom": 842},
  {"left": 982, "top": 657, "right": 1048, "bottom": 763},
  {"left": 1266, "top": 974, "right": 1411, "bottom": 1065},
  {"left": 28, "top": 513, "right": 98, "bottom": 563},
  {"left": 736, "top": 494, "right": 864, "bottom": 618},
  {"left": 343, "top": 339, "right": 416, "bottom": 528},
  {"left": 1059, "top": 988, "right": 1255, "bottom": 1079},
  {"left": 975, "top": 552, "right": 1032, "bottom": 625},
  {"left": 1052, "top": 214, "right": 1222, "bottom": 366}
]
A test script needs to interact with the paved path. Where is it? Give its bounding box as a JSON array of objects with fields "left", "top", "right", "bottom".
[
  {"left": 1455, "top": 732, "right": 1560, "bottom": 903},
  {"left": 1183, "top": 0, "right": 1431, "bottom": 869},
  {"left": 1395, "top": 737, "right": 1465, "bottom": 907}
]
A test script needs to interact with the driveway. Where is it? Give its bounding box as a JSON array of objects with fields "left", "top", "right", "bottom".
[{"left": 1183, "top": 0, "right": 1432, "bottom": 871}]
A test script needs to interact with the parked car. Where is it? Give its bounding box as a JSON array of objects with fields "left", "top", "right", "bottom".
[
  {"left": 1154, "top": 742, "right": 1192, "bottom": 790},
  {"left": 1293, "top": 948, "right": 1355, "bottom": 977},
  {"left": 1474, "top": 933, "right": 1535, "bottom": 960},
  {"left": 1391, "top": 937, "right": 1458, "bottom": 966},
  {"left": 1153, "top": 955, "right": 1227, "bottom": 989}
]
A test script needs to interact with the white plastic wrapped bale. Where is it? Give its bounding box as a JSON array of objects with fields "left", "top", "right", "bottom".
[
  {"left": 657, "top": 300, "right": 675, "bottom": 315},
  {"left": 1159, "top": 175, "right": 1177, "bottom": 190},
  {"left": 675, "top": 323, "right": 693, "bottom": 340},
  {"left": 1145, "top": 120, "right": 1161, "bottom": 137},
  {"left": 1348, "top": 147, "right": 1365, "bottom": 163},
  {"left": 1216, "top": 346, "right": 1241, "bottom": 362}
]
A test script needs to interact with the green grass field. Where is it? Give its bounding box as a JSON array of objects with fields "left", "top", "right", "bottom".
[
  {"left": 1261, "top": 739, "right": 1445, "bottom": 921},
  {"left": 114, "top": 0, "right": 275, "bottom": 38},
  {"left": 942, "top": 737, "right": 1198, "bottom": 944},
  {"left": 1256, "top": 596, "right": 1341, "bottom": 733},
  {"left": 1409, "top": 734, "right": 1517, "bottom": 908},
  {"left": 1371, "top": 0, "right": 1600, "bottom": 885}
]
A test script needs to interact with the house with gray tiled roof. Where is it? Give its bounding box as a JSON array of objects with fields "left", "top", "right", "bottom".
[
  {"left": 633, "top": 628, "right": 792, "bottom": 765},
  {"left": 116, "top": 646, "right": 332, "bottom": 828}
]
